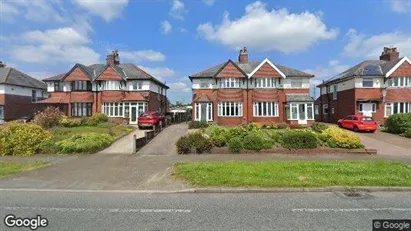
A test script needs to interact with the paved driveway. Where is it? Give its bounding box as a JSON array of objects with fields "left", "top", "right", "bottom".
[{"left": 355, "top": 130, "right": 411, "bottom": 157}]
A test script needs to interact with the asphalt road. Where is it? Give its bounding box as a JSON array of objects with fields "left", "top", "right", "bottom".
[{"left": 0, "top": 190, "right": 410, "bottom": 231}]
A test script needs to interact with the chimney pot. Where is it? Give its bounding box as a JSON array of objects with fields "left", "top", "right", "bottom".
[
  {"left": 106, "top": 50, "right": 120, "bottom": 65},
  {"left": 238, "top": 46, "right": 249, "bottom": 64},
  {"left": 380, "top": 46, "right": 399, "bottom": 62}
]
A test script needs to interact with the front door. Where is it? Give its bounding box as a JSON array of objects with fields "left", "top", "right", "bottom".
[
  {"left": 200, "top": 103, "right": 207, "bottom": 121},
  {"left": 130, "top": 106, "right": 137, "bottom": 125},
  {"left": 362, "top": 103, "right": 373, "bottom": 117},
  {"left": 298, "top": 104, "right": 307, "bottom": 125}
]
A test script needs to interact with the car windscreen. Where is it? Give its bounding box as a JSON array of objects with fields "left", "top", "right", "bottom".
[{"left": 361, "top": 117, "right": 374, "bottom": 121}]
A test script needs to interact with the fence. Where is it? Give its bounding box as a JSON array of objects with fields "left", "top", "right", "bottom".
[{"left": 133, "top": 124, "right": 163, "bottom": 152}]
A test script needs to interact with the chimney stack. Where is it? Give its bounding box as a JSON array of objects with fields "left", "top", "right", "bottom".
[
  {"left": 106, "top": 50, "right": 120, "bottom": 65},
  {"left": 379, "top": 47, "right": 399, "bottom": 62},
  {"left": 0, "top": 61, "right": 5, "bottom": 68},
  {"left": 238, "top": 47, "right": 248, "bottom": 64}
]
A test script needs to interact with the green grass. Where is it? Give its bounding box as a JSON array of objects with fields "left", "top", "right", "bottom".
[
  {"left": 0, "top": 162, "right": 49, "bottom": 177},
  {"left": 174, "top": 161, "right": 411, "bottom": 187}
]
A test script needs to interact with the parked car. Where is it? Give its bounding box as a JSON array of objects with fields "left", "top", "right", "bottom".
[
  {"left": 138, "top": 111, "right": 166, "bottom": 129},
  {"left": 337, "top": 115, "right": 377, "bottom": 132},
  {"left": 17, "top": 115, "right": 34, "bottom": 123}
]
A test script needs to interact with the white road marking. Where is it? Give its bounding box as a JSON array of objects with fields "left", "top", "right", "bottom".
[
  {"left": 292, "top": 208, "right": 411, "bottom": 212},
  {"left": 2, "top": 206, "right": 191, "bottom": 213}
]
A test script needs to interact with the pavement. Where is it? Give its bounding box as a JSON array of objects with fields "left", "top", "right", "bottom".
[
  {"left": 356, "top": 130, "right": 411, "bottom": 157},
  {"left": 98, "top": 128, "right": 146, "bottom": 154},
  {"left": 0, "top": 190, "right": 410, "bottom": 230}
]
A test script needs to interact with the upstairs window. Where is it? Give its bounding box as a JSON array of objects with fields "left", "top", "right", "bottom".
[
  {"left": 291, "top": 78, "right": 303, "bottom": 88},
  {"left": 53, "top": 81, "right": 63, "bottom": 91},
  {"left": 333, "top": 85, "right": 338, "bottom": 99},
  {"left": 71, "top": 81, "right": 91, "bottom": 91},
  {"left": 220, "top": 78, "right": 240, "bottom": 88},
  {"left": 255, "top": 78, "right": 279, "bottom": 88},
  {"left": 103, "top": 81, "right": 121, "bottom": 90},
  {"left": 362, "top": 78, "right": 374, "bottom": 88},
  {"left": 31, "top": 90, "right": 37, "bottom": 102},
  {"left": 131, "top": 81, "right": 143, "bottom": 90},
  {"left": 388, "top": 77, "right": 411, "bottom": 87}
]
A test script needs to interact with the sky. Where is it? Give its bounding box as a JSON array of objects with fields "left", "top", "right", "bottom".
[{"left": 0, "top": 0, "right": 410, "bottom": 103}]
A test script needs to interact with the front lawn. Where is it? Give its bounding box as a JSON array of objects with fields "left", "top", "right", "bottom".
[
  {"left": 0, "top": 162, "right": 49, "bottom": 177},
  {"left": 174, "top": 161, "right": 411, "bottom": 187}
]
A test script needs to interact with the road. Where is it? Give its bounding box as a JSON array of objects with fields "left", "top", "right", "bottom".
[{"left": 0, "top": 190, "right": 410, "bottom": 230}]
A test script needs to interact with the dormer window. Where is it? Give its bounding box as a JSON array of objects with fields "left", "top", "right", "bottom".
[
  {"left": 103, "top": 81, "right": 120, "bottom": 90},
  {"left": 131, "top": 81, "right": 143, "bottom": 90},
  {"left": 255, "top": 78, "right": 279, "bottom": 88},
  {"left": 220, "top": 78, "right": 240, "bottom": 88},
  {"left": 71, "top": 81, "right": 91, "bottom": 91}
]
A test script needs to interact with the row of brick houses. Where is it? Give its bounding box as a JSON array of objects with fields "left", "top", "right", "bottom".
[
  {"left": 315, "top": 47, "right": 411, "bottom": 125},
  {"left": 189, "top": 47, "right": 316, "bottom": 126},
  {"left": 39, "top": 50, "right": 169, "bottom": 124}
]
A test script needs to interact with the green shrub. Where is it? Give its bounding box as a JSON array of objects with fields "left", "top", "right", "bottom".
[
  {"left": 269, "top": 130, "right": 283, "bottom": 144},
  {"left": 176, "top": 136, "right": 191, "bottom": 154},
  {"left": 226, "top": 126, "right": 248, "bottom": 141},
  {"left": 276, "top": 123, "right": 289, "bottom": 129},
  {"left": 385, "top": 113, "right": 411, "bottom": 134},
  {"left": 33, "top": 107, "right": 64, "bottom": 128},
  {"left": 0, "top": 122, "right": 52, "bottom": 156},
  {"left": 90, "top": 113, "right": 109, "bottom": 125},
  {"left": 322, "top": 127, "right": 364, "bottom": 149},
  {"left": 211, "top": 134, "right": 227, "bottom": 147},
  {"left": 188, "top": 121, "right": 209, "bottom": 129},
  {"left": 59, "top": 116, "right": 81, "bottom": 127},
  {"left": 281, "top": 130, "right": 318, "bottom": 149},
  {"left": 311, "top": 122, "right": 329, "bottom": 133},
  {"left": 228, "top": 137, "right": 243, "bottom": 153},
  {"left": 175, "top": 132, "right": 213, "bottom": 154},
  {"left": 403, "top": 128, "right": 411, "bottom": 138},
  {"left": 243, "top": 133, "right": 265, "bottom": 151},
  {"left": 205, "top": 125, "right": 228, "bottom": 139},
  {"left": 55, "top": 133, "right": 114, "bottom": 154}
]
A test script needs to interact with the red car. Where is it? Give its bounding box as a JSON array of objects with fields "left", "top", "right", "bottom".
[
  {"left": 337, "top": 115, "right": 377, "bottom": 132},
  {"left": 138, "top": 111, "right": 166, "bottom": 129}
]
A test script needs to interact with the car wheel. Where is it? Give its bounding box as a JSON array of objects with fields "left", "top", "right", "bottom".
[
  {"left": 138, "top": 126, "right": 142, "bottom": 130},
  {"left": 337, "top": 123, "right": 342, "bottom": 128},
  {"left": 353, "top": 126, "right": 359, "bottom": 132}
]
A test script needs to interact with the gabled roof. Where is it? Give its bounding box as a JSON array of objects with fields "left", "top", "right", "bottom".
[
  {"left": 385, "top": 57, "right": 411, "bottom": 77},
  {"left": 318, "top": 58, "right": 402, "bottom": 87},
  {"left": 190, "top": 60, "right": 313, "bottom": 78},
  {"left": 248, "top": 58, "right": 286, "bottom": 78},
  {"left": 0, "top": 67, "right": 46, "bottom": 89},
  {"left": 213, "top": 59, "right": 247, "bottom": 78}
]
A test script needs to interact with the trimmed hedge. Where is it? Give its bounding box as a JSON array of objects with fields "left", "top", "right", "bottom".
[
  {"left": 385, "top": 113, "right": 411, "bottom": 134},
  {"left": 188, "top": 121, "right": 209, "bottom": 129},
  {"left": 322, "top": 127, "right": 364, "bottom": 149},
  {"left": 243, "top": 133, "right": 265, "bottom": 151},
  {"left": 55, "top": 133, "right": 114, "bottom": 154},
  {"left": 404, "top": 128, "right": 411, "bottom": 138},
  {"left": 282, "top": 130, "right": 318, "bottom": 149}
]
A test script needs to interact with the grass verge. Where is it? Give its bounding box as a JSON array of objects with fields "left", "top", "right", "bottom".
[
  {"left": 0, "top": 162, "right": 50, "bottom": 177},
  {"left": 174, "top": 160, "right": 411, "bottom": 187}
]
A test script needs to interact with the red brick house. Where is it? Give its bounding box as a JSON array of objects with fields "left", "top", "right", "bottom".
[
  {"left": 315, "top": 47, "right": 411, "bottom": 125},
  {"left": 0, "top": 61, "right": 47, "bottom": 122},
  {"left": 189, "top": 47, "right": 315, "bottom": 126},
  {"left": 39, "top": 50, "right": 169, "bottom": 124}
]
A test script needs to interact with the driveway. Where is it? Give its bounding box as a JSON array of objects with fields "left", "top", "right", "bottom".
[{"left": 355, "top": 130, "right": 411, "bottom": 157}]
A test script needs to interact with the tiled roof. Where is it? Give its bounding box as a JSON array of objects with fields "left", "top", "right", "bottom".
[
  {"left": 190, "top": 60, "right": 313, "bottom": 78},
  {"left": 319, "top": 59, "right": 400, "bottom": 86},
  {"left": 36, "top": 97, "right": 69, "bottom": 104},
  {"left": 42, "top": 63, "right": 169, "bottom": 89},
  {"left": 0, "top": 67, "right": 46, "bottom": 89},
  {"left": 286, "top": 94, "right": 314, "bottom": 102}
]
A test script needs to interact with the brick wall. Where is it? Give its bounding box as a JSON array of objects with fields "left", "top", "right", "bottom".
[{"left": 2, "top": 94, "right": 45, "bottom": 121}]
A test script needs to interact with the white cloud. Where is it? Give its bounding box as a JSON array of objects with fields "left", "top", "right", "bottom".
[
  {"left": 5, "top": 0, "right": 67, "bottom": 23},
  {"left": 22, "top": 27, "right": 89, "bottom": 46},
  {"left": 197, "top": 1, "right": 338, "bottom": 53},
  {"left": 170, "top": 0, "right": 186, "bottom": 20},
  {"left": 386, "top": 0, "right": 411, "bottom": 13},
  {"left": 203, "top": 0, "right": 215, "bottom": 6},
  {"left": 343, "top": 29, "right": 411, "bottom": 58},
  {"left": 72, "top": 0, "right": 129, "bottom": 21},
  {"left": 161, "top": 20, "right": 172, "bottom": 35},
  {"left": 0, "top": 1, "right": 19, "bottom": 23},
  {"left": 26, "top": 71, "right": 59, "bottom": 80},
  {"left": 179, "top": 28, "right": 188, "bottom": 33},
  {"left": 304, "top": 59, "right": 350, "bottom": 86},
  {"left": 138, "top": 66, "right": 176, "bottom": 79},
  {"left": 121, "top": 50, "right": 166, "bottom": 63},
  {"left": 168, "top": 81, "right": 191, "bottom": 92}
]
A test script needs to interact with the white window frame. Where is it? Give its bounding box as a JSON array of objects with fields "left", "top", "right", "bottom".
[
  {"left": 255, "top": 78, "right": 278, "bottom": 88},
  {"left": 253, "top": 102, "right": 279, "bottom": 117},
  {"left": 102, "top": 102, "right": 123, "bottom": 117},
  {"left": 199, "top": 80, "right": 211, "bottom": 89},
  {"left": 286, "top": 103, "right": 314, "bottom": 120},
  {"left": 358, "top": 103, "right": 377, "bottom": 113},
  {"left": 219, "top": 78, "right": 240, "bottom": 88},
  {"left": 194, "top": 103, "right": 213, "bottom": 121},
  {"left": 323, "top": 104, "right": 328, "bottom": 114},
  {"left": 385, "top": 102, "right": 411, "bottom": 117},
  {"left": 362, "top": 78, "right": 374, "bottom": 88},
  {"left": 290, "top": 78, "right": 303, "bottom": 88},
  {"left": 333, "top": 85, "right": 338, "bottom": 100},
  {"left": 314, "top": 105, "right": 319, "bottom": 115},
  {"left": 103, "top": 81, "right": 121, "bottom": 90},
  {"left": 218, "top": 102, "right": 243, "bottom": 117},
  {"left": 131, "top": 81, "right": 143, "bottom": 90},
  {"left": 388, "top": 77, "right": 411, "bottom": 88}
]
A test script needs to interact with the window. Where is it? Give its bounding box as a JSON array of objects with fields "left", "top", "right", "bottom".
[
  {"left": 102, "top": 102, "right": 123, "bottom": 117},
  {"left": 253, "top": 102, "right": 279, "bottom": 117},
  {"left": 358, "top": 103, "right": 377, "bottom": 113},
  {"left": 331, "top": 108, "right": 335, "bottom": 114},
  {"left": 103, "top": 81, "right": 121, "bottom": 90},
  {"left": 71, "top": 81, "right": 91, "bottom": 91},
  {"left": 362, "top": 78, "right": 374, "bottom": 88},
  {"left": 286, "top": 103, "right": 314, "bottom": 120},
  {"left": 220, "top": 78, "right": 240, "bottom": 88},
  {"left": 54, "top": 81, "right": 63, "bottom": 91},
  {"left": 199, "top": 80, "right": 210, "bottom": 88},
  {"left": 388, "top": 77, "right": 411, "bottom": 87},
  {"left": 291, "top": 78, "right": 303, "bottom": 88},
  {"left": 255, "top": 78, "right": 278, "bottom": 88},
  {"left": 218, "top": 102, "right": 243, "bottom": 117},
  {"left": 333, "top": 85, "right": 338, "bottom": 100},
  {"left": 323, "top": 104, "right": 328, "bottom": 114},
  {"left": 385, "top": 102, "right": 411, "bottom": 117},
  {"left": 194, "top": 103, "right": 213, "bottom": 121},
  {"left": 131, "top": 81, "right": 143, "bottom": 90},
  {"left": 0, "top": 106, "right": 4, "bottom": 120},
  {"left": 71, "top": 103, "right": 92, "bottom": 117},
  {"left": 314, "top": 105, "right": 319, "bottom": 115},
  {"left": 31, "top": 90, "right": 36, "bottom": 102}
]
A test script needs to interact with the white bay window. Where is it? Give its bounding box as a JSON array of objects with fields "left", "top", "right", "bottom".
[
  {"left": 218, "top": 102, "right": 243, "bottom": 117},
  {"left": 388, "top": 77, "right": 411, "bottom": 87},
  {"left": 219, "top": 78, "right": 240, "bottom": 88},
  {"left": 385, "top": 102, "right": 411, "bottom": 117},
  {"left": 103, "top": 81, "right": 121, "bottom": 90},
  {"left": 253, "top": 102, "right": 279, "bottom": 117},
  {"left": 255, "top": 78, "right": 279, "bottom": 88},
  {"left": 286, "top": 103, "right": 314, "bottom": 120},
  {"left": 194, "top": 103, "right": 213, "bottom": 121}
]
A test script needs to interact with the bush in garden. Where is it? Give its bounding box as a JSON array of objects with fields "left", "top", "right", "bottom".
[
  {"left": 228, "top": 137, "right": 243, "bottom": 153},
  {"left": 276, "top": 123, "right": 289, "bottom": 129},
  {"left": 188, "top": 121, "right": 209, "bottom": 129},
  {"left": 385, "top": 113, "right": 411, "bottom": 134},
  {"left": 33, "top": 107, "right": 64, "bottom": 128},
  {"left": 205, "top": 124, "right": 228, "bottom": 139},
  {"left": 403, "top": 128, "right": 411, "bottom": 138},
  {"left": 176, "top": 136, "right": 192, "bottom": 154},
  {"left": 175, "top": 132, "right": 213, "bottom": 154},
  {"left": 55, "top": 133, "right": 114, "bottom": 154},
  {"left": 226, "top": 126, "right": 248, "bottom": 141},
  {"left": 211, "top": 134, "right": 227, "bottom": 147},
  {"left": 59, "top": 116, "right": 81, "bottom": 127},
  {"left": 90, "top": 113, "right": 109, "bottom": 125},
  {"left": 269, "top": 130, "right": 283, "bottom": 144},
  {"left": 281, "top": 130, "right": 318, "bottom": 149},
  {"left": 243, "top": 132, "right": 265, "bottom": 151},
  {"left": 0, "top": 122, "right": 52, "bottom": 156},
  {"left": 311, "top": 122, "right": 329, "bottom": 133},
  {"left": 322, "top": 127, "right": 364, "bottom": 149}
]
